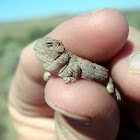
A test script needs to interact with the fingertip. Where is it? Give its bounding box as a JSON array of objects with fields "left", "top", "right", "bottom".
[{"left": 110, "top": 27, "right": 140, "bottom": 102}]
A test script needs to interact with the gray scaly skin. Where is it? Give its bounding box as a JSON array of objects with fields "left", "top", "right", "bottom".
[{"left": 34, "top": 37, "right": 121, "bottom": 100}]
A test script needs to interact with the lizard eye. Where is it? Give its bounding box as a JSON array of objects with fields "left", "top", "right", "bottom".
[{"left": 45, "top": 42, "right": 52, "bottom": 48}]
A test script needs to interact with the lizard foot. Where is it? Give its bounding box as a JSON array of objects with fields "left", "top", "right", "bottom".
[
  {"left": 43, "top": 72, "right": 51, "bottom": 82},
  {"left": 63, "top": 77, "right": 77, "bottom": 83}
]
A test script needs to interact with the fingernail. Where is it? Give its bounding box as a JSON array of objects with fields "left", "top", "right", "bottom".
[
  {"left": 129, "top": 53, "right": 140, "bottom": 73},
  {"left": 44, "top": 96, "right": 92, "bottom": 122}
]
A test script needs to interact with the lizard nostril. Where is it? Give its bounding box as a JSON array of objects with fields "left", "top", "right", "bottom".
[
  {"left": 58, "top": 42, "right": 61, "bottom": 46},
  {"left": 36, "top": 42, "right": 40, "bottom": 45}
]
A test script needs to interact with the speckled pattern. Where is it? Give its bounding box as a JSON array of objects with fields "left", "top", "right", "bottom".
[{"left": 34, "top": 37, "right": 121, "bottom": 100}]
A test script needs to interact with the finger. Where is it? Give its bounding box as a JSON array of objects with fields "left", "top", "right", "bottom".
[
  {"left": 8, "top": 41, "right": 54, "bottom": 117},
  {"left": 110, "top": 27, "right": 140, "bottom": 128},
  {"left": 48, "top": 8, "right": 128, "bottom": 62},
  {"left": 45, "top": 8, "right": 128, "bottom": 139},
  {"left": 111, "top": 27, "right": 140, "bottom": 102},
  {"left": 8, "top": 29, "right": 55, "bottom": 139}
]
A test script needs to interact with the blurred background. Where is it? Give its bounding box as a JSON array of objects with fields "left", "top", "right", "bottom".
[{"left": 0, "top": 0, "right": 140, "bottom": 139}]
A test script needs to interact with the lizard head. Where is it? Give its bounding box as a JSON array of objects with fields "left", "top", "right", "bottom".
[
  {"left": 34, "top": 37, "right": 65, "bottom": 54},
  {"left": 34, "top": 37, "right": 66, "bottom": 65}
]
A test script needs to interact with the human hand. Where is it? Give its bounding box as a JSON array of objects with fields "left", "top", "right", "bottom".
[{"left": 8, "top": 8, "right": 140, "bottom": 140}]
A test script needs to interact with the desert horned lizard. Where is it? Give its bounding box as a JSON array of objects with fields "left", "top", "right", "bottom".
[{"left": 34, "top": 37, "right": 121, "bottom": 100}]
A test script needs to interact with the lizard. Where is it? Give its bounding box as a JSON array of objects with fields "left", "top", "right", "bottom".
[{"left": 34, "top": 37, "right": 121, "bottom": 100}]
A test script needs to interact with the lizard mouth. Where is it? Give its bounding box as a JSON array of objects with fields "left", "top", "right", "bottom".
[
  {"left": 54, "top": 52, "right": 63, "bottom": 60},
  {"left": 34, "top": 46, "right": 64, "bottom": 61}
]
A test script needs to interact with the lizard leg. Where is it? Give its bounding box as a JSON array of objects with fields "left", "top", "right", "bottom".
[
  {"left": 106, "top": 77, "right": 114, "bottom": 94},
  {"left": 63, "top": 77, "right": 77, "bottom": 83},
  {"left": 115, "top": 88, "right": 121, "bottom": 101},
  {"left": 106, "top": 77, "right": 121, "bottom": 100},
  {"left": 58, "top": 62, "right": 81, "bottom": 83},
  {"left": 43, "top": 71, "right": 51, "bottom": 82}
]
